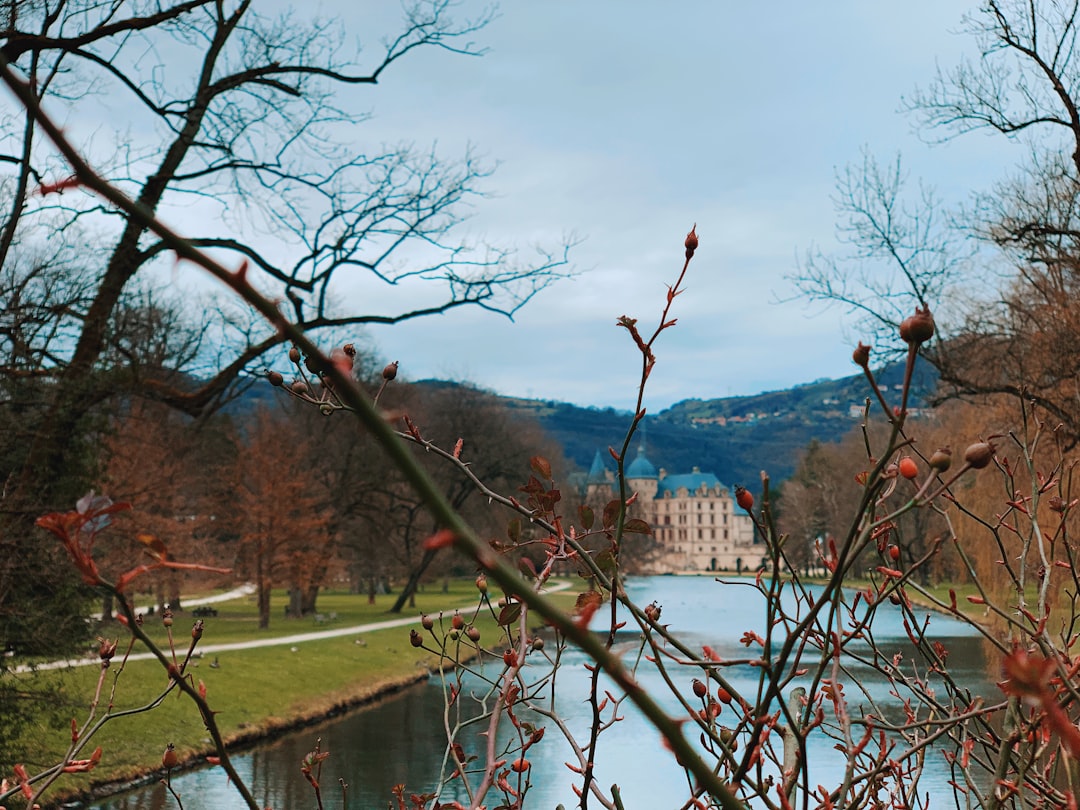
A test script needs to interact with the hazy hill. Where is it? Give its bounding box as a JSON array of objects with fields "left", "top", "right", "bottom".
[
  {"left": 493, "top": 361, "right": 936, "bottom": 488},
  {"left": 237, "top": 362, "right": 935, "bottom": 490}
]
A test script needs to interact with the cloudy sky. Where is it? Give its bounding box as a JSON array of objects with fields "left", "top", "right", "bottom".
[
  {"left": 264, "top": 3, "right": 1016, "bottom": 411},
  {"left": 326, "top": 0, "right": 1018, "bottom": 412}
]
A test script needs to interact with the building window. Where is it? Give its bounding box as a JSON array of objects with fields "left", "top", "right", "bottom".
[
  {"left": 697, "top": 529, "right": 702, "bottom": 539},
  {"left": 724, "top": 529, "right": 729, "bottom": 540},
  {"left": 664, "top": 515, "right": 671, "bottom": 525},
  {"left": 710, "top": 529, "right": 715, "bottom": 539}
]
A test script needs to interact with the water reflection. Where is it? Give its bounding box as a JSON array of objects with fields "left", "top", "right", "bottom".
[{"left": 89, "top": 576, "right": 996, "bottom": 809}]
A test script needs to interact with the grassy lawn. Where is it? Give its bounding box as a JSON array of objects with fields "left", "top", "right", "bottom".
[
  {"left": 126, "top": 580, "right": 516, "bottom": 649},
  {"left": 5, "top": 581, "right": 580, "bottom": 803}
]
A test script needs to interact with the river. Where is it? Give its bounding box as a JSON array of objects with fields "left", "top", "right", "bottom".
[{"left": 88, "top": 576, "right": 994, "bottom": 809}]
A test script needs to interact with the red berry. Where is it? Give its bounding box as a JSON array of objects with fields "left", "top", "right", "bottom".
[
  {"left": 510, "top": 758, "right": 530, "bottom": 773},
  {"left": 899, "top": 306, "right": 935, "bottom": 344},
  {"left": 888, "top": 545, "right": 900, "bottom": 561},
  {"left": 735, "top": 486, "right": 753, "bottom": 511},
  {"left": 898, "top": 457, "right": 918, "bottom": 480}
]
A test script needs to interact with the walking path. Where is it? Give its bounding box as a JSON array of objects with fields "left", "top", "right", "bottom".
[{"left": 23, "top": 581, "right": 571, "bottom": 673}]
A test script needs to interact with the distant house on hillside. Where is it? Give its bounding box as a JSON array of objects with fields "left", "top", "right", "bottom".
[{"left": 583, "top": 445, "right": 763, "bottom": 574}]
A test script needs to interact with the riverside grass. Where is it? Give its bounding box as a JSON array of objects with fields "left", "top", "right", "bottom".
[{"left": 9, "top": 582, "right": 577, "bottom": 804}]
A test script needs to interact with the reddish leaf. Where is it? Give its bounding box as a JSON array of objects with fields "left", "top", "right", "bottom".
[
  {"left": 530, "top": 455, "right": 552, "bottom": 481},
  {"left": 595, "top": 548, "right": 617, "bottom": 577},
  {"left": 498, "top": 603, "right": 522, "bottom": 626},
  {"left": 623, "top": 518, "right": 652, "bottom": 535},
  {"left": 602, "top": 499, "right": 622, "bottom": 529},
  {"left": 507, "top": 518, "right": 522, "bottom": 543},
  {"left": 574, "top": 591, "right": 603, "bottom": 627},
  {"left": 579, "top": 504, "right": 595, "bottom": 531}
]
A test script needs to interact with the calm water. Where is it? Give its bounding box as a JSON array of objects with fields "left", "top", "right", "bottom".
[{"left": 89, "top": 577, "right": 994, "bottom": 809}]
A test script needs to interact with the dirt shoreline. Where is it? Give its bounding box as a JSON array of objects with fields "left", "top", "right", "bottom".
[{"left": 49, "top": 668, "right": 433, "bottom": 809}]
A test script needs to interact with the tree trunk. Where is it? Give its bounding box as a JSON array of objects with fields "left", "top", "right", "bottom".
[
  {"left": 390, "top": 548, "right": 440, "bottom": 613},
  {"left": 257, "top": 558, "right": 270, "bottom": 629},
  {"left": 367, "top": 577, "right": 376, "bottom": 605},
  {"left": 100, "top": 592, "right": 114, "bottom": 622},
  {"left": 168, "top": 570, "right": 182, "bottom": 613},
  {"left": 301, "top": 584, "right": 319, "bottom": 616}
]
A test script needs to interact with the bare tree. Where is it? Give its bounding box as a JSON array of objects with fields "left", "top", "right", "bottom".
[
  {"left": 792, "top": 1, "right": 1080, "bottom": 447},
  {"left": 0, "top": 0, "right": 569, "bottom": 651}
]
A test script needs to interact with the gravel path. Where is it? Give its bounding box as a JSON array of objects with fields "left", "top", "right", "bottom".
[{"left": 22, "top": 581, "right": 571, "bottom": 673}]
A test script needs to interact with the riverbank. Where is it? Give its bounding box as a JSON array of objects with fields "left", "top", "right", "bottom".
[
  {"left": 68, "top": 668, "right": 435, "bottom": 808},
  {"left": 9, "top": 582, "right": 576, "bottom": 809}
]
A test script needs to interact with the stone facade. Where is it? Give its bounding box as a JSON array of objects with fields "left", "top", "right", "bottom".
[{"left": 584, "top": 445, "right": 764, "bottom": 574}]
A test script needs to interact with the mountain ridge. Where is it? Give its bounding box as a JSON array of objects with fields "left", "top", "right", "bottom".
[{"left": 421, "top": 361, "right": 937, "bottom": 487}]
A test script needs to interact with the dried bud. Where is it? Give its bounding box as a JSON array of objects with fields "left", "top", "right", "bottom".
[
  {"left": 421, "top": 614, "right": 434, "bottom": 631},
  {"left": 692, "top": 678, "right": 708, "bottom": 698},
  {"left": 382, "top": 361, "right": 399, "bottom": 381},
  {"left": 531, "top": 636, "right": 545, "bottom": 651},
  {"left": 1048, "top": 495, "right": 1066, "bottom": 514},
  {"left": 162, "top": 607, "right": 173, "bottom": 628},
  {"left": 475, "top": 574, "right": 488, "bottom": 594},
  {"left": 684, "top": 224, "right": 699, "bottom": 259},
  {"left": 409, "top": 629, "right": 424, "bottom": 648},
  {"left": 852, "top": 342, "right": 871, "bottom": 369},
  {"left": 735, "top": 486, "right": 754, "bottom": 512},
  {"left": 304, "top": 355, "right": 324, "bottom": 375},
  {"left": 288, "top": 346, "right": 301, "bottom": 364},
  {"left": 98, "top": 637, "right": 118, "bottom": 662},
  {"left": 898, "top": 306, "right": 935, "bottom": 345},
  {"left": 644, "top": 601, "right": 662, "bottom": 623},
  {"left": 291, "top": 380, "right": 309, "bottom": 395},
  {"left": 192, "top": 620, "right": 204, "bottom": 642},
  {"left": 466, "top": 626, "right": 481, "bottom": 642},
  {"left": 266, "top": 370, "right": 284, "bottom": 387},
  {"left": 162, "top": 743, "right": 178, "bottom": 770},
  {"left": 963, "top": 441, "right": 995, "bottom": 470},
  {"left": 342, "top": 343, "right": 356, "bottom": 358},
  {"left": 451, "top": 611, "right": 464, "bottom": 631},
  {"left": 928, "top": 447, "right": 952, "bottom": 472},
  {"left": 329, "top": 347, "right": 353, "bottom": 375}
]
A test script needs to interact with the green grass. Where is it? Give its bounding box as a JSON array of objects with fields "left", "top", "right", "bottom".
[
  {"left": 4, "top": 581, "right": 580, "bottom": 804},
  {"left": 128, "top": 580, "right": 508, "bottom": 648}
]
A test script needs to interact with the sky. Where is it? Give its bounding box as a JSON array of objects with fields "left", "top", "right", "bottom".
[
  {"left": 315, "top": 0, "right": 1017, "bottom": 412},
  {"left": 141, "top": 2, "right": 1022, "bottom": 412}
]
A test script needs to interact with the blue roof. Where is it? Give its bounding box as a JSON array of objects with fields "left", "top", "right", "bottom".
[
  {"left": 625, "top": 447, "right": 657, "bottom": 479},
  {"left": 657, "top": 472, "right": 724, "bottom": 497},
  {"left": 586, "top": 451, "right": 611, "bottom": 484}
]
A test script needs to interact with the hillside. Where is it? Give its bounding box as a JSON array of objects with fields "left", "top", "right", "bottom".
[
  {"left": 238, "top": 362, "right": 935, "bottom": 490},
  {"left": 496, "top": 362, "right": 936, "bottom": 487}
]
